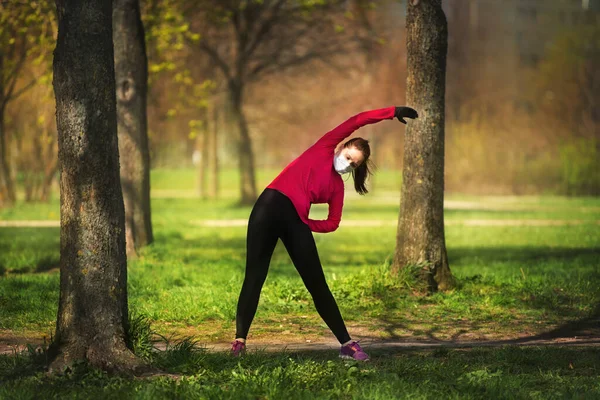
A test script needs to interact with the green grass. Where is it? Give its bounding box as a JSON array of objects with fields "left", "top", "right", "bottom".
[
  {"left": 1, "top": 346, "right": 599, "bottom": 399},
  {"left": 0, "top": 168, "right": 599, "bottom": 397}
]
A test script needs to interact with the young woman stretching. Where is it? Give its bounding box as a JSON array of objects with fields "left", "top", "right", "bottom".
[{"left": 231, "top": 106, "right": 418, "bottom": 360}]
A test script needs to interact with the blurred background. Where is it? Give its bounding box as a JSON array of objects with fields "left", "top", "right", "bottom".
[{"left": 1, "top": 0, "right": 598, "bottom": 205}]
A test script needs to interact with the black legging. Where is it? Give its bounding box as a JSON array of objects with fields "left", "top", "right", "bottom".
[{"left": 235, "top": 188, "right": 351, "bottom": 344}]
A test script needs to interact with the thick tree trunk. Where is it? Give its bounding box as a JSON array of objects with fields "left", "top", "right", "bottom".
[
  {"left": 113, "top": 0, "right": 153, "bottom": 257},
  {"left": 230, "top": 81, "right": 257, "bottom": 205},
  {"left": 50, "top": 0, "right": 144, "bottom": 374},
  {"left": 393, "top": 0, "right": 453, "bottom": 291}
]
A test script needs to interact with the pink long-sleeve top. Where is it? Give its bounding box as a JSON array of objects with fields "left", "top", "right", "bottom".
[{"left": 267, "top": 107, "right": 396, "bottom": 233}]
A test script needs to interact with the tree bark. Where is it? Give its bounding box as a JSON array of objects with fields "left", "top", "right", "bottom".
[
  {"left": 229, "top": 80, "right": 257, "bottom": 205},
  {"left": 50, "top": 0, "right": 145, "bottom": 374},
  {"left": 113, "top": 0, "right": 153, "bottom": 257},
  {"left": 393, "top": 0, "right": 453, "bottom": 291}
]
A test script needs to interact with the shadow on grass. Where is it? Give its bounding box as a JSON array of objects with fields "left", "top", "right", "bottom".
[
  {"left": 3, "top": 257, "right": 60, "bottom": 275},
  {"left": 2, "top": 339, "right": 599, "bottom": 392},
  {"left": 448, "top": 246, "right": 600, "bottom": 265},
  {"left": 151, "top": 232, "right": 384, "bottom": 277},
  {"left": 365, "top": 281, "right": 600, "bottom": 347},
  {"left": 2, "top": 225, "right": 598, "bottom": 350},
  {"left": 0, "top": 277, "right": 58, "bottom": 326}
]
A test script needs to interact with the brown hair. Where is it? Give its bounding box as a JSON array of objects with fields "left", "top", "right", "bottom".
[{"left": 344, "top": 137, "right": 374, "bottom": 195}]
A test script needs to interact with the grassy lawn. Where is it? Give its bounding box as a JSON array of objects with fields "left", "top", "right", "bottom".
[
  {"left": 1, "top": 346, "right": 599, "bottom": 399},
  {"left": 0, "top": 168, "right": 599, "bottom": 398}
]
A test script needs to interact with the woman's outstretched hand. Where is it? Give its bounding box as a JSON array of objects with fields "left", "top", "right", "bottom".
[{"left": 394, "top": 106, "right": 418, "bottom": 124}]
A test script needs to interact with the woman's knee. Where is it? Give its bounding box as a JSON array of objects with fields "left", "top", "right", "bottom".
[{"left": 304, "top": 278, "right": 331, "bottom": 297}]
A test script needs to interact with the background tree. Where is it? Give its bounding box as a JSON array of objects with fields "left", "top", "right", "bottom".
[
  {"left": 50, "top": 0, "right": 144, "bottom": 373},
  {"left": 13, "top": 88, "right": 58, "bottom": 203},
  {"left": 532, "top": 25, "right": 599, "bottom": 195},
  {"left": 141, "top": 0, "right": 217, "bottom": 192},
  {"left": 189, "top": 0, "right": 349, "bottom": 205},
  {"left": 0, "top": 1, "right": 54, "bottom": 206},
  {"left": 393, "top": 0, "right": 453, "bottom": 292},
  {"left": 113, "top": 0, "right": 153, "bottom": 256}
]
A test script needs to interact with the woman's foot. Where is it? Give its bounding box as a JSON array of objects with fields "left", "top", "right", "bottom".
[
  {"left": 231, "top": 339, "right": 246, "bottom": 356},
  {"left": 340, "top": 341, "right": 369, "bottom": 361}
]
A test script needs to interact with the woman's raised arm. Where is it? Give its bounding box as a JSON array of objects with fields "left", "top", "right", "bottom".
[{"left": 314, "top": 106, "right": 418, "bottom": 150}]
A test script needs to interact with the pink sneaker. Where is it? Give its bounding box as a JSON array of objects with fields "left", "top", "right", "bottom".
[
  {"left": 231, "top": 340, "right": 246, "bottom": 356},
  {"left": 340, "top": 341, "right": 369, "bottom": 361}
]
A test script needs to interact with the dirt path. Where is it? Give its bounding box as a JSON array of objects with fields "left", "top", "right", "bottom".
[
  {"left": 0, "top": 220, "right": 60, "bottom": 227},
  {"left": 2, "top": 333, "right": 598, "bottom": 356}
]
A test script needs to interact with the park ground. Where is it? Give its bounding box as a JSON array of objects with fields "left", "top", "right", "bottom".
[{"left": 0, "top": 169, "right": 599, "bottom": 399}]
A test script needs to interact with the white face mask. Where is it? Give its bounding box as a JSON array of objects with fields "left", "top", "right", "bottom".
[{"left": 334, "top": 153, "right": 354, "bottom": 175}]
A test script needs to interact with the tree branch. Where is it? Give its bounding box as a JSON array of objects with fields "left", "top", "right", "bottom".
[
  {"left": 8, "top": 77, "right": 38, "bottom": 103},
  {"left": 199, "top": 40, "right": 232, "bottom": 81},
  {"left": 243, "top": 0, "right": 286, "bottom": 60},
  {"left": 250, "top": 44, "right": 346, "bottom": 82},
  {"left": 4, "top": 39, "right": 29, "bottom": 101}
]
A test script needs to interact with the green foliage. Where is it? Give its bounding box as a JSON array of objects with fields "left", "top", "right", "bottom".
[
  {"left": 534, "top": 24, "right": 599, "bottom": 139},
  {"left": 0, "top": 0, "right": 55, "bottom": 101},
  {"left": 125, "top": 313, "right": 154, "bottom": 360},
  {"left": 141, "top": 0, "right": 214, "bottom": 151},
  {"left": 559, "top": 138, "right": 599, "bottom": 195},
  {"left": 155, "top": 337, "right": 206, "bottom": 374},
  {"left": 446, "top": 119, "right": 599, "bottom": 195},
  {"left": 142, "top": 0, "right": 200, "bottom": 80}
]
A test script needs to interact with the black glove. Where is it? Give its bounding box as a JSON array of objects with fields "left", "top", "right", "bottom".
[{"left": 394, "top": 106, "right": 418, "bottom": 124}]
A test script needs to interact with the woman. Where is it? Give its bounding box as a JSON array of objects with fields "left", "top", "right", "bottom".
[{"left": 231, "top": 106, "right": 418, "bottom": 360}]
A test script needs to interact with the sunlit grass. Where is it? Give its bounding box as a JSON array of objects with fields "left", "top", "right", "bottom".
[
  {"left": 1, "top": 169, "right": 598, "bottom": 343},
  {"left": 1, "top": 168, "right": 599, "bottom": 398}
]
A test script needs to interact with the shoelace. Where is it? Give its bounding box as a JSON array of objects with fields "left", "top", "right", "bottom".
[{"left": 348, "top": 341, "right": 362, "bottom": 353}]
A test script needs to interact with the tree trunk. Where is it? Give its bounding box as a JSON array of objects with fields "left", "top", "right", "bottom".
[
  {"left": 209, "top": 102, "right": 220, "bottom": 199},
  {"left": 229, "top": 81, "right": 257, "bottom": 205},
  {"left": 50, "top": 0, "right": 145, "bottom": 374},
  {"left": 393, "top": 0, "right": 453, "bottom": 292},
  {"left": 0, "top": 100, "right": 16, "bottom": 207},
  {"left": 23, "top": 135, "right": 43, "bottom": 202},
  {"left": 40, "top": 139, "right": 58, "bottom": 203},
  {"left": 113, "top": 0, "right": 153, "bottom": 257},
  {"left": 196, "top": 109, "right": 208, "bottom": 199},
  {"left": 40, "top": 165, "right": 57, "bottom": 203}
]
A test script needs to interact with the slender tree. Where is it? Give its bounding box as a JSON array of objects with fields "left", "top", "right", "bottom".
[
  {"left": 113, "top": 0, "right": 153, "bottom": 256},
  {"left": 190, "top": 0, "right": 349, "bottom": 205},
  {"left": 194, "top": 108, "right": 209, "bottom": 199},
  {"left": 209, "top": 99, "right": 220, "bottom": 199},
  {"left": 0, "top": 1, "right": 54, "bottom": 206},
  {"left": 393, "top": 0, "right": 453, "bottom": 291},
  {"left": 50, "top": 0, "right": 145, "bottom": 373}
]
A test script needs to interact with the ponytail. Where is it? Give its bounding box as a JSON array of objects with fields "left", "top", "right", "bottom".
[{"left": 344, "top": 137, "right": 374, "bottom": 195}]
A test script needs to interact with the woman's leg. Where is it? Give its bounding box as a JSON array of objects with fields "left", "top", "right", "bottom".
[
  {"left": 280, "top": 220, "right": 351, "bottom": 344},
  {"left": 235, "top": 191, "right": 280, "bottom": 340}
]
